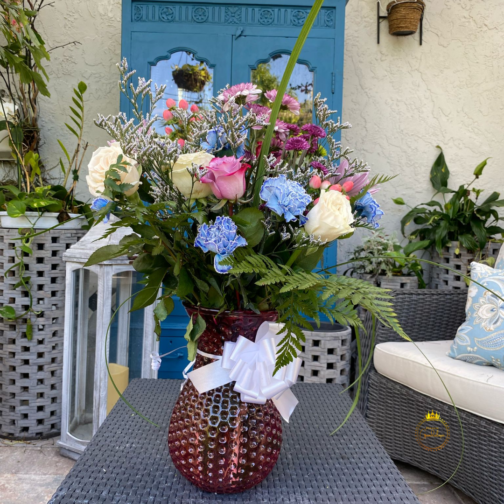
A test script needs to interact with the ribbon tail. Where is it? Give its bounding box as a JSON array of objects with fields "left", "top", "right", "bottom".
[
  {"left": 181, "top": 359, "right": 196, "bottom": 391},
  {"left": 273, "top": 388, "right": 298, "bottom": 423},
  {"left": 187, "top": 360, "right": 232, "bottom": 395}
]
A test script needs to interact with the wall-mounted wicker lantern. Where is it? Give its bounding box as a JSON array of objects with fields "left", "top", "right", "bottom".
[{"left": 378, "top": 0, "right": 426, "bottom": 45}]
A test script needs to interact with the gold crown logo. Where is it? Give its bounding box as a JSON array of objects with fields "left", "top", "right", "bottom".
[{"left": 425, "top": 410, "right": 441, "bottom": 421}]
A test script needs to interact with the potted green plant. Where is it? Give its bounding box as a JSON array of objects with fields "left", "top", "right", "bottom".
[
  {"left": 171, "top": 62, "right": 211, "bottom": 93},
  {"left": 346, "top": 230, "right": 426, "bottom": 289},
  {"left": 0, "top": 2, "right": 91, "bottom": 440},
  {"left": 396, "top": 147, "right": 504, "bottom": 289}
]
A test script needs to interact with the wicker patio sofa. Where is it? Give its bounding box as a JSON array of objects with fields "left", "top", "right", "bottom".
[{"left": 358, "top": 289, "right": 504, "bottom": 504}]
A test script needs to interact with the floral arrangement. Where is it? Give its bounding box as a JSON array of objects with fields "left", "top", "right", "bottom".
[{"left": 85, "top": 59, "right": 406, "bottom": 373}]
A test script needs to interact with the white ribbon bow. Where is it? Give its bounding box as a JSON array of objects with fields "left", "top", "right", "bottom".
[{"left": 187, "top": 322, "right": 302, "bottom": 422}]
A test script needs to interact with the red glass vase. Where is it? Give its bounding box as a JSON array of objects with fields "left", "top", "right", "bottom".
[{"left": 168, "top": 306, "right": 282, "bottom": 494}]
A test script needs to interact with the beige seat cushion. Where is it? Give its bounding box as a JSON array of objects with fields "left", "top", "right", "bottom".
[{"left": 374, "top": 340, "right": 504, "bottom": 424}]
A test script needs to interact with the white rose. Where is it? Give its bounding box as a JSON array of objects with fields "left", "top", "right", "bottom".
[
  {"left": 171, "top": 151, "right": 213, "bottom": 199},
  {"left": 86, "top": 143, "right": 140, "bottom": 197},
  {"left": 304, "top": 190, "right": 354, "bottom": 242}
]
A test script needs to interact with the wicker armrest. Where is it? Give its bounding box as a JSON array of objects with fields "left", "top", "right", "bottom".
[{"left": 357, "top": 289, "right": 467, "bottom": 416}]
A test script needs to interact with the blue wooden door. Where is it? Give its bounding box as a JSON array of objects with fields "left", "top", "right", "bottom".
[{"left": 121, "top": 0, "right": 347, "bottom": 378}]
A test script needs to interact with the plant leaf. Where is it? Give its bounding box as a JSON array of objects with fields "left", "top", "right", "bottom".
[{"left": 430, "top": 146, "right": 450, "bottom": 191}]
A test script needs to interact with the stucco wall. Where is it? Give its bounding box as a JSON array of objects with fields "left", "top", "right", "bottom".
[
  {"left": 339, "top": 0, "right": 504, "bottom": 262},
  {"left": 37, "top": 0, "right": 504, "bottom": 263}
]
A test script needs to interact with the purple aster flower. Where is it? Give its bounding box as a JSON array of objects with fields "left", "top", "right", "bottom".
[
  {"left": 355, "top": 192, "right": 384, "bottom": 229},
  {"left": 311, "top": 161, "right": 328, "bottom": 175},
  {"left": 286, "top": 124, "right": 300, "bottom": 136},
  {"left": 285, "top": 137, "right": 310, "bottom": 151},
  {"left": 301, "top": 124, "right": 327, "bottom": 139},
  {"left": 260, "top": 175, "right": 311, "bottom": 223},
  {"left": 195, "top": 216, "right": 247, "bottom": 274}
]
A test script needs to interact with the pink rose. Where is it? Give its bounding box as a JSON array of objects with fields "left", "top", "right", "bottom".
[
  {"left": 190, "top": 104, "right": 199, "bottom": 113},
  {"left": 166, "top": 98, "right": 176, "bottom": 108},
  {"left": 179, "top": 99, "right": 189, "bottom": 110},
  {"left": 200, "top": 156, "right": 249, "bottom": 200},
  {"left": 163, "top": 110, "right": 173, "bottom": 121}
]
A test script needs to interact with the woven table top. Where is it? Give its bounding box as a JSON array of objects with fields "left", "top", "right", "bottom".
[{"left": 49, "top": 380, "right": 419, "bottom": 503}]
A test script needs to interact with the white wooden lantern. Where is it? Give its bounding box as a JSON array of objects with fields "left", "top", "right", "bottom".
[{"left": 58, "top": 219, "right": 158, "bottom": 459}]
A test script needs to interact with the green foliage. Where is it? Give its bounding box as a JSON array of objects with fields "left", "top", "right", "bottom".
[
  {"left": 226, "top": 250, "right": 408, "bottom": 374},
  {"left": 400, "top": 147, "right": 504, "bottom": 253},
  {"left": 346, "top": 231, "right": 426, "bottom": 287}
]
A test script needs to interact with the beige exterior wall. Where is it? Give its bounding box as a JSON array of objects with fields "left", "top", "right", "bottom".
[{"left": 37, "top": 0, "right": 504, "bottom": 262}]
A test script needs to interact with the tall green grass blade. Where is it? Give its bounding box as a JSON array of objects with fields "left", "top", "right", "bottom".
[{"left": 252, "top": 0, "right": 325, "bottom": 206}]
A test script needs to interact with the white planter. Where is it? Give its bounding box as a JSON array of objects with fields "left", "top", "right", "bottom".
[{"left": 0, "top": 211, "right": 86, "bottom": 230}]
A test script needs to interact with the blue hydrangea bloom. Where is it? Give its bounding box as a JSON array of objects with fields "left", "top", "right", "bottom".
[
  {"left": 91, "top": 197, "right": 111, "bottom": 223},
  {"left": 260, "top": 175, "right": 311, "bottom": 223},
  {"left": 194, "top": 216, "right": 247, "bottom": 274},
  {"left": 201, "top": 126, "right": 245, "bottom": 158},
  {"left": 355, "top": 192, "right": 384, "bottom": 229}
]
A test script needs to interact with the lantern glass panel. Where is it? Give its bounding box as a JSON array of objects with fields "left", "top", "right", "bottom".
[
  {"left": 68, "top": 268, "right": 98, "bottom": 441},
  {"left": 109, "top": 271, "right": 145, "bottom": 381}
]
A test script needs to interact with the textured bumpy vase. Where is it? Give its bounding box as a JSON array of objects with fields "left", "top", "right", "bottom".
[{"left": 168, "top": 307, "right": 282, "bottom": 493}]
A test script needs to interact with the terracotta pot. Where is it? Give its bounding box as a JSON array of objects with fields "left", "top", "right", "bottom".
[{"left": 168, "top": 306, "right": 282, "bottom": 493}]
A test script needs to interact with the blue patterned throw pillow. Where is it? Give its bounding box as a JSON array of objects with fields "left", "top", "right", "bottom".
[{"left": 448, "top": 262, "right": 504, "bottom": 369}]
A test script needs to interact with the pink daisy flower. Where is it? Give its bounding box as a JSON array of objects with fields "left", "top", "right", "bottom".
[
  {"left": 218, "top": 83, "right": 261, "bottom": 111},
  {"left": 285, "top": 137, "right": 310, "bottom": 151},
  {"left": 265, "top": 89, "right": 300, "bottom": 115}
]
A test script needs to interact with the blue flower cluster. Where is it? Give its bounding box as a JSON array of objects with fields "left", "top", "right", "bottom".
[
  {"left": 201, "top": 126, "right": 245, "bottom": 158},
  {"left": 355, "top": 192, "right": 384, "bottom": 229},
  {"left": 195, "top": 216, "right": 247, "bottom": 274},
  {"left": 260, "top": 175, "right": 311, "bottom": 224}
]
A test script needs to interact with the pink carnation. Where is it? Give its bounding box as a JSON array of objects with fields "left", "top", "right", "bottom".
[{"left": 264, "top": 89, "right": 300, "bottom": 115}]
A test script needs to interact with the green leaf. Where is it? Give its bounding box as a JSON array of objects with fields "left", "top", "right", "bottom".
[
  {"left": 58, "top": 139, "right": 71, "bottom": 163},
  {"left": 26, "top": 319, "right": 33, "bottom": 340},
  {"left": 78, "top": 81, "right": 88, "bottom": 94},
  {"left": 459, "top": 233, "right": 479, "bottom": 252},
  {"left": 184, "top": 314, "right": 206, "bottom": 361},
  {"left": 0, "top": 185, "right": 21, "bottom": 197},
  {"left": 7, "top": 200, "right": 26, "bottom": 218},
  {"left": 84, "top": 245, "right": 126, "bottom": 266},
  {"left": 403, "top": 240, "right": 431, "bottom": 256},
  {"left": 392, "top": 197, "right": 406, "bottom": 205},
  {"left": 430, "top": 146, "right": 450, "bottom": 191},
  {"left": 253, "top": 0, "right": 325, "bottom": 206},
  {"left": 470, "top": 218, "right": 488, "bottom": 249},
  {"left": 176, "top": 267, "right": 194, "bottom": 299},
  {"left": 154, "top": 297, "right": 172, "bottom": 322},
  {"left": 232, "top": 208, "right": 264, "bottom": 248},
  {"left": 0, "top": 306, "right": 16, "bottom": 319},
  {"left": 65, "top": 123, "right": 79, "bottom": 138},
  {"left": 20, "top": 245, "right": 33, "bottom": 255},
  {"left": 130, "top": 285, "right": 159, "bottom": 312},
  {"left": 473, "top": 158, "right": 490, "bottom": 178}
]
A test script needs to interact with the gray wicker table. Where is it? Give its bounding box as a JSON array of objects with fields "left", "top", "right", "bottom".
[{"left": 49, "top": 380, "right": 419, "bottom": 504}]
